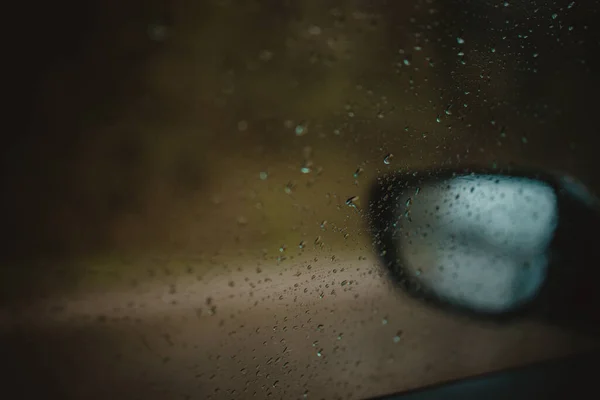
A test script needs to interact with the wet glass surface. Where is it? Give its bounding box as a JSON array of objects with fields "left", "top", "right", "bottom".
[{"left": 3, "top": 1, "right": 600, "bottom": 399}]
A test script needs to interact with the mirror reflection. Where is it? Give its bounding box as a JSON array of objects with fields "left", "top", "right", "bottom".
[{"left": 397, "top": 174, "right": 557, "bottom": 313}]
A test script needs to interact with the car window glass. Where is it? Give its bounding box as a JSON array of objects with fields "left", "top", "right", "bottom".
[{"left": 3, "top": 1, "right": 600, "bottom": 399}]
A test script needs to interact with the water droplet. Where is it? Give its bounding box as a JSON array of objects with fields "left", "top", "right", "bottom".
[
  {"left": 353, "top": 167, "right": 364, "bottom": 178},
  {"left": 316, "top": 349, "right": 323, "bottom": 357},
  {"left": 403, "top": 59, "right": 411, "bottom": 66},
  {"left": 308, "top": 25, "right": 322, "bottom": 35},
  {"left": 259, "top": 171, "right": 268, "bottom": 180},
  {"left": 316, "top": 324, "right": 324, "bottom": 331},
  {"left": 299, "top": 241, "right": 306, "bottom": 249},
  {"left": 345, "top": 196, "right": 359, "bottom": 208},
  {"left": 393, "top": 330, "right": 403, "bottom": 343},
  {"left": 284, "top": 182, "right": 294, "bottom": 194},
  {"left": 457, "top": 37, "right": 465, "bottom": 44},
  {"left": 341, "top": 280, "right": 348, "bottom": 286},
  {"left": 300, "top": 164, "right": 312, "bottom": 174},
  {"left": 383, "top": 153, "right": 394, "bottom": 165},
  {"left": 382, "top": 317, "right": 388, "bottom": 325},
  {"left": 279, "top": 245, "right": 287, "bottom": 253},
  {"left": 552, "top": 13, "right": 558, "bottom": 20},
  {"left": 337, "top": 333, "right": 344, "bottom": 340},
  {"left": 312, "top": 340, "right": 319, "bottom": 347},
  {"left": 295, "top": 124, "right": 307, "bottom": 136}
]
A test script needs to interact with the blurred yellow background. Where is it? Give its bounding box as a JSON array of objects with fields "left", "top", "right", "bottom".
[{"left": 7, "top": 0, "right": 597, "bottom": 298}]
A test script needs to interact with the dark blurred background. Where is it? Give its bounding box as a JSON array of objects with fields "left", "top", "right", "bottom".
[{"left": 4, "top": 0, "right": 600, "bottom": 278}]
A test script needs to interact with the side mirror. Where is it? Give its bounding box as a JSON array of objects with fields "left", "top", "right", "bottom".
[{"left": 368, "top": 167, "right": 600, "bottom": 334}]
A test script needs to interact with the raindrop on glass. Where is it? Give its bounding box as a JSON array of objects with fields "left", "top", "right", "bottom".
[
  {"left": 295, "top": 124, "right": 307, "bottom": 136},
  {"left": 346, "top": 196, "right": 359, "bottom": 208},
  {"left": 393, "top": 330, "right": 403, "bottom": 343}
]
